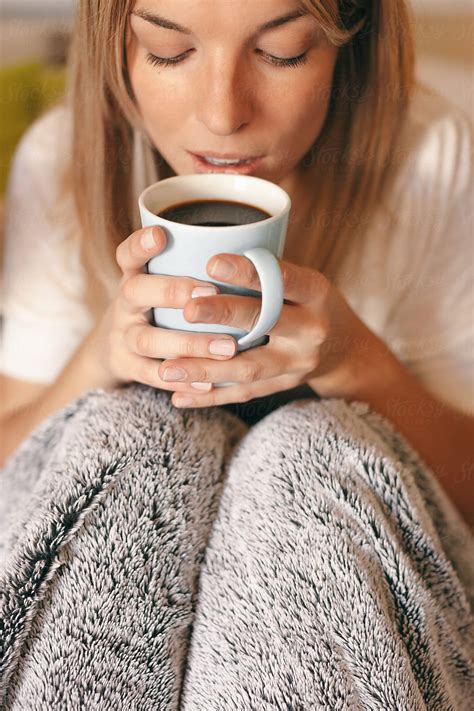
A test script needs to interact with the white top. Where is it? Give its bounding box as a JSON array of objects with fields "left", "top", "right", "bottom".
[{"left": 1, "top": 82, "right": 473, "bottom": 416}]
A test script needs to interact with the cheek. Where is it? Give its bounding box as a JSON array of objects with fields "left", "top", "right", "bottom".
[
  {"left": 271, "top": 64, "right": 335, "bottom": 161},
  {"left": 127, "top": 41, "right": 185, "bottom": 122},
  {"left": 292, "top": 58, "right": 336, "bottom": 128},
  {"left": 273, "top": 49, "right": 337, "bottom": 114},
  {"left": 129, "top": 65, "right": 187, "bottom": 130},
  {"left": 307, "top": 52, "right": 338, "bottom": 107},
  {"left": 278, "top": 81, "right": 331, "bottom": 140}
]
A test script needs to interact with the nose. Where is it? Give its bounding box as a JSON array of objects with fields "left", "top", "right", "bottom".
[{"left": 195, "top": 55, "right": 253, "bottom": 136}]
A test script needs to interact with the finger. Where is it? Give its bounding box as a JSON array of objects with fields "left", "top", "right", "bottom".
[
  {"left": 206, "top": 253, "right": 330, "bottom": 305},
  {"left": 116, "top": 226, "right": 167, "bottom": 278},
  {"left": 126, "top": 323, "right": 238, "bottom": 361},
  {"left": 120, "top": 273, "right": 221, "bottom": 314},
  {"left": 158, "top": 340, "right": 309, "bottom": 387},
  {"left": 127, "top": 352, "right": 214, "bottom": 394},
  {"left": 183, "top": 295, "right": 303, "bottom": 337},
  {"left": 171, "top": 371, "right": 304, "bottom": 409}
]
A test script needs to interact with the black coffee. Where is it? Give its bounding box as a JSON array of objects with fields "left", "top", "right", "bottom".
[{"left": 158, "top": 199, "right": 271, "bottom": 227}]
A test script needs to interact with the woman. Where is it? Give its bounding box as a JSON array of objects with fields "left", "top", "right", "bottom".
[
  {"left": 0, "top": 1, "right": 473, "bottom": 706},
  {"left": 2, "top": 0, "right": 473, "bottom": 516}
]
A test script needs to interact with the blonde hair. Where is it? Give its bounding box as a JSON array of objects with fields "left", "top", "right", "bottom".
[{"left": 59, "top": 0, "right": 415, "bottom": 320}]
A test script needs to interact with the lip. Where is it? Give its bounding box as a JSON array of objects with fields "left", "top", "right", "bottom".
[
  {"left": 189, "top": 152, "right": 264, "bottom": 175},
  {"left": 192, "top": 150, "right": 262, "bottom": 160}
]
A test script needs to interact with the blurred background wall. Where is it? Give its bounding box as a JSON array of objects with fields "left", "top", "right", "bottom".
[
  {"left": 0, "top": 1, "right": 74, "bottom": 67},
  {"left": 411, "top": 0, "right": 473, "bottom": 114}
]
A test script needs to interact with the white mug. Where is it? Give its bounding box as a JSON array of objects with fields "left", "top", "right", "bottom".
[{"left": 138, "top": 174, "right": 291, "bottom": 387}]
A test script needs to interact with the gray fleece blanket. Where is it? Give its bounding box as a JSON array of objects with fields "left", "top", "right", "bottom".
[{"left": 0, "top": 383, "right": 473, "bottom": 710}]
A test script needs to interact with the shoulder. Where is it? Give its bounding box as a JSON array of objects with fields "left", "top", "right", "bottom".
[
  {"left": 391, "top": 82, "right": 473, "bottom": 202},
  {"left": 339, "top": 83, "right": 473, "bottom": 358},
  {"left": 6, "top": 100, "right": 75, "bottom": 247},
  {"left": 1, "top": 100, "right": 91, "bottom": 387},
  {"left": 15, "top": 98, "right": 72, "bottom": 157},
  {"left": 4, "top": 99, "right": 78, "bottom": 270},
  {"left": 9, "top": 99, "right": 72, "bottom": 190}
]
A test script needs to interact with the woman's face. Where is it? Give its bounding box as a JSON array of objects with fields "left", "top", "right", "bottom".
[{"left": 127, "top": 1, "right": 338, "bottom": 185}]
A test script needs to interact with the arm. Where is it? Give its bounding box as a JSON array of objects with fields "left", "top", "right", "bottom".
[
  {"left": 0, "top": 227, "right": 238, "bottom": 468},
  {"left": 143, "top": 249, "right": 473, "bottom": 526},
  {"left": 0, "top": 327, "right": 120, "bottom": 467},
  {"left": 0, "top": 376, "right": 46, "bottom": 419},
  {"left": 308, "top": 344, "right": 474, "bottom": 528}
]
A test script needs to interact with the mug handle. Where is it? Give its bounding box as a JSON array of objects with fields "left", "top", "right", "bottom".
[{"left": 235, "top": 246, "right": 284, "bottom": 351}]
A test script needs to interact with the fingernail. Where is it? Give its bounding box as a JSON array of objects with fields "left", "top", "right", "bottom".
[
  {"left": 209, "top": 339, "right": 235, "bottom": 356},
  {"left": 163, "top": 367, "right": 187, "bottom": 382},
  {"left": 141, "top": 228, "right": 157, "bottom": 251},
  {"left": 210, "top": 259, "right": 236, "bottom": 279},
  {"left": 191, "top": 382, "right": 212, "bottom": 391},
  {"left": 192, "top": 286, "right": 219, "bottom": 298}
]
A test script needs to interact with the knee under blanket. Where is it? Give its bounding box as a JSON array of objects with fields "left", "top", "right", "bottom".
[{"left": 0, "top": 384, "right": 473, "bottom": 709}]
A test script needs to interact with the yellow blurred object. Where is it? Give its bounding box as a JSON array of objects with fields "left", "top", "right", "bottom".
[{"left": 0, "top": 61, "right": 66, "bottom": 195}]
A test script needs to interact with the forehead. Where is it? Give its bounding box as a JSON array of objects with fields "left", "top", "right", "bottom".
[{"left": 130, "top": 1, "right": 317, "bottom": 37}]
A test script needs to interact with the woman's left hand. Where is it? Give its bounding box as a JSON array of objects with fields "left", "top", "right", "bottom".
[{"left": 159, "top": 252, "right": 395, "bottom": 408}]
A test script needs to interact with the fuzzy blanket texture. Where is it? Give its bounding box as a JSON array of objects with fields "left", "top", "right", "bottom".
[{"left": 0, "top": 383, "right": 473, "bottom": 710}]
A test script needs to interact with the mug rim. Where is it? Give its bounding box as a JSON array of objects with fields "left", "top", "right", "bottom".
[{"left": 138, "top": 173, "right": 291, "bottom": 232}]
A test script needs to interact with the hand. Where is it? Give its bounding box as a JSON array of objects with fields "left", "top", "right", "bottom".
[
  {"left": 93, "top": 227, "right": 239, "bottom": 394},
  {"left": 159, "top": 252, "right": 393, "bottom": 408}
]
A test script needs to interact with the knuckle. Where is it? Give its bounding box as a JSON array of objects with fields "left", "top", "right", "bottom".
[
  {"left": 319, "top": 317, "right": 331, "bottom": 339},
  {"left": 295, "top": 371, "right": 309, "bottom": 386},
  {"left": 177, "top": 337, "right": 197, "bottom": 358},
  {"left": 300, "top": 357, "right": 315, "bottom": 375},
  {"left": 165, "top": 278, "right": 183, "bottom": 306},
  {"left": 131, "top": 231, "right": 145, "bottom": 259},
  {"left": 318, "top": 271, "right": 332, "bottom": 293},
  {"left": 195, "top": 365, "right": 210, "bottom": 382},
  {"left": 311, "top": 318, "right": 330, "bottom": 345},
  {"left": 121, "top": 275, "right": 139, "bottom": 304},
  {"left": 241, "top": 361, "right": 261, "bottom": 382},
  {"left": 219, "top": 300, "right": 234, "bottom": 325},
  {"left": 137, "top": 360, "right": 157, "bottom": 387},
  {"left": 135, "top": 327, "right": 154, "bottom": 356},
  {"left": 310, "top": 271, "right": 331, "bottom": 302},
  {"left": 303, "top": 351, "right": 320, "bottom": 372},
  {"left": 236, "top": 387, "right": 252, "bottom": 403}
]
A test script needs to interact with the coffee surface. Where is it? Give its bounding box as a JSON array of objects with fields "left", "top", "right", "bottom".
[{"left": 157, "top": 199, "right": 271, "bottom": 227}]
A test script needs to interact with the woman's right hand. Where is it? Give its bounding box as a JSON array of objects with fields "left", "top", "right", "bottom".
[{"left": 94, "top": 226, "right": 237, "bottom": 394}]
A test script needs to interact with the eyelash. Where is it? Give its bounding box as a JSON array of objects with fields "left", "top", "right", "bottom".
[{"left": 145, "top": 49, "right": 308, "bottom": 69}]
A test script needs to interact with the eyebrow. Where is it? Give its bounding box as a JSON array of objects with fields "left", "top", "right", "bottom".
[{"left": 131, "top": 8, "right": 309, "bottom": 36}]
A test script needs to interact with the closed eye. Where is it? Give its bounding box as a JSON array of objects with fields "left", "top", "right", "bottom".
[{"left": 145, "top": 49, "right": 308, "bottom": 69}]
